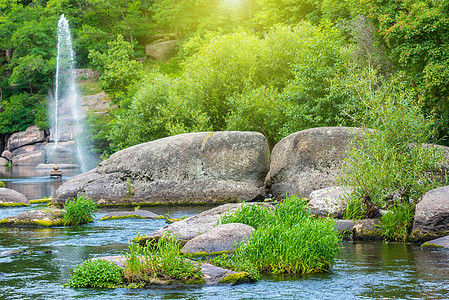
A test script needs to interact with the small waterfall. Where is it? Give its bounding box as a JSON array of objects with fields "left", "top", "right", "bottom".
[{"left": 51, "top": 14, "right": 96, "bottom": 172}]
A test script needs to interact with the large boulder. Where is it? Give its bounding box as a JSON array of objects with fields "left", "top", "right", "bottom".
[
  {"left": 270, "top": 127, "right": 358, "bottom": 198},
  {"left": 52, "top": 131, "right": 270, "bottom": 205},
  {"left": 12, "top": 150, "right": 46, "bottom": 165},
  {"left": 6, "top": 125, "right": 46, "bottom": 151},
  {"left": 412, "top": 186, "right": 449, "bottom": 241},
  {"left": 308, "top": 186, "right": 352, "bottom": 218},
  {"left": 0, "top": 188, "right": 29, "bottom": 206},
  {"left": 11, "top": 142, "right": 46, "bottom": 166},
  {"left": 181, "top": 223, "right": 255, "bottom": 255},
  {"left": 145, "top": 40, "right": 179, "bottom": 61},
  {"left": 137, "top": 203, "right": 250, "bottom": 243}
]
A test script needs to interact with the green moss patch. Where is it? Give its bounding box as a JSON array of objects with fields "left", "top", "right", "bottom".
[
  {"left": 29, "top": 198, "right": 52, "bottom": 204},
  {"left": 218, "top": 272, "right": 252, "bottom": 284},
  {"left": 420, "top": 242, "right": 444, "bottom": 248},
  {"left": 0, "top": 202, "right": 30, "bottom": 207}
]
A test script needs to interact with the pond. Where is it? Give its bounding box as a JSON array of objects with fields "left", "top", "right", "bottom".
[{"left": 1, "top": 167, "right": 449, "bottom": 299}]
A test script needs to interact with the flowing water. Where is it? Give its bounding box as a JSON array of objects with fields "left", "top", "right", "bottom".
[{"left": 1, "top": 168, "right": 449, "bottom": 299}]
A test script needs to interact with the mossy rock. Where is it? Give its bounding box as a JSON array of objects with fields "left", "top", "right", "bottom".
[
  {"left": 0, "top": 209, "right": 65, "bottom": 227},
  {"left": 419, "top": 235, "right": 449, "bottom": 249},
  {"left": 218, "top": 272, "right": 252, "bottom": 285},
  {"left": 29, "top": 198, "right": 52, "bottom": 204}
]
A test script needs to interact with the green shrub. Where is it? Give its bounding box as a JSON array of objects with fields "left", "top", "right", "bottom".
[
  {"left": 339, "top": 70, "right": 445, "bottom": 209},
  {"left": 0, "top": 181, "right": 5, "bottom": 188},
  {"left": 379, "top": 203, "right": 415, "bottom": 242},
  {"left": 220, "top": 196, "right": 341, "bottom": 274},
  {"left": 67, "top": 259, "right": 124, "bottom": 288},
  {"left": 63, "top": 195, "right": 97, "bottom": 226},
  {"left": 125, "top": 233, "right": 202, "bottom": 283}
]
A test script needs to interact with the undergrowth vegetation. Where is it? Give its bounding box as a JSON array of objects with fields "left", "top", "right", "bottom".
[
  {"left": 63, "top": 195, "right": 97, "bottom": 226},
  {"left": 67, "top": 259, "right": 124, "bottom": 288},
  {"left": 220, "top": 196, "right": 341, "bottom": 274},
  {"left": 124, "top": 233, "right": 202, "bottom": 284}
]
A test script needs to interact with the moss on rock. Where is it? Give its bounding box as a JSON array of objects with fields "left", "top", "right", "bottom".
[{"left": 218, "top": 272, "right": 252, "bottom": 284}]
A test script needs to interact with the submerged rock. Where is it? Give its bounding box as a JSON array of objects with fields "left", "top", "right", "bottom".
[
  {"left": 309, "top": 186, "right": 352, "bottom": 218},
  {"left": 412, "top": 186, "right": 449, "bottom": 242},
  {"left": 181, "top": 223, "right": 255, "bottom": 255},
  {"left": 100, "top": 210, "right": 162, "bottom": 221},
  {"left": 0, "top": 188, "right": 29, "bottom": 206},
  {"left": 269, "top": 127, "right": 359, "bottom": 198},
  {"left": 52, "top": 131, "right": 270, "bottom": 206},
  {"left": 0, "top": 209, "right": 64, "bottom": 227}
]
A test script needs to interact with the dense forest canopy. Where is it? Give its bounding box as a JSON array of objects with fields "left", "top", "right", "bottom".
[{"left": 0, "top": 0, "right": 448, "bottom": 156}]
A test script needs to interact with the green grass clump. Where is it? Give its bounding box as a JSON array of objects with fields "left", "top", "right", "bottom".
[
  {"left": 220, "top": 196, "right": 341, "bottom": 274},
  {"left": 124, "top": 233, "right": 202, "bottom": 284},
  {"left": 67, "top": 259, "right": 124, "bottom": 288},
  {"left": 63, "top": 195, "right": 97, "bottom": 226},
  {"left": 379, "top": 202, "right": 415, "bottom": 242}
]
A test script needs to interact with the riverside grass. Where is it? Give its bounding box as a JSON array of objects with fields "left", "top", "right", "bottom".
[
  {"left": 63, "top": 195, "right": 97, "bottom": 226},
  {"left": 220, "top": 196, "right": 341, "bottom": 274},
  {"left": 124, "top": 233, "right": 202, "bottom": 284}
]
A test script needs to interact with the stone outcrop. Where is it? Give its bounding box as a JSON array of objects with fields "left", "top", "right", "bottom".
[
  {"left": 309, "top": 186, "right": 352, "bottom": 218},
  {"left": 0, "top": 188, "right": 29, "bottom": 206},
  {"left": 145, "top": 40, "right": 179, "bottom": 61},
  {"left": 138, "top": 203, "right": 251, "bottom": 243},
  {"left": 52, "top": 131, "right": 270, "bottom": 206},
  {"left": 181, "top": 223, "right": 255, "bottom": 255},
  {"left": 12, "top": 149, "right": 46, "bottom": 165},
  {"left": 1, "top": 150, "right": 13, "bottom": 161},
  {"left": 269, "top": 127, "right": 358, "bottom": 198},
  {"left": 412, "top": 186, "right": 449, "bottom": 241},
  {"left": 100, "top": 210, "right": 161, "bottom": 221},
  {"left": 0, "top": 209, "right": 64, "bottom": 227},
  {"left": 6, "top": 125, "right": 46, "bottom": 152}
]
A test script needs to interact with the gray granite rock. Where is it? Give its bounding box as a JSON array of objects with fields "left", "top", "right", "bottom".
[
  {"left": 309, "top": 186, "right": 353, "bottom": 218},
  {"left": 181, "top": 223, "right": 255, "bottom": 254},
  {"left": 412, "top": 186, "right": 449, "bottom": 241},
  {"left": 6, "top": 125, "right": 46, "bottom": 151},
  {"left": 0, "top": 188, "right": 29, "bottom": 206},
  {"left": 270, "top": 127, "right": 359, "bottom": 198},
  {"left": 52, "top": 131, "right": 270, "bottom": 206}
]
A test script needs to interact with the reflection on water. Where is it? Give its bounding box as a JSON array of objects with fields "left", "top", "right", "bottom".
[{"left": 0, "top": 166, "right": 80, "bottom": 200}]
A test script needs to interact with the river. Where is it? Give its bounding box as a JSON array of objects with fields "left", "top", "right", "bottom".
[{"left": 1, "top": 167, "right": 448, "bottom": 299}]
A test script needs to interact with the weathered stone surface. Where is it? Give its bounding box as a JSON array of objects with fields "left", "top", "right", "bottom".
[
  {"left": 0, "top": 209, "right": 64, "bottom": 227},
  {"left": 270, "top": 127, "right": 359, "bottom": 198},
  {"left": 421, "top": 235, "right": 449, "bottom": 249},
  {"left": 145, "top": 40, "right": 179, "bottom": 61},
  {"left": 138, "top": 203, "right": 266, "bottom": 243},
  {"left": 82, "top": 92, "right": 111, "bottom": 113},
  {"left": 412, "top": 186, "right": 449, "bottom": 241},
  {"left": 335, "top": 219, "right": 355, "bottom": 232},
  {"left": 12, "top": 150, "right": 45, "bottom": 166},
  {"left": 11, "top": 143, "right": 45, "bottom": 156},
  {"left": 100, "top": 210, "right": 161, "bottom": 221},
  {"left": 309, "top": 186, "right": 352, "bottom": 218},
  {"left": 182, "top": 223, "right": 255, "bottom": 254},
  {"left": 0, "top": 157, "right": 8, "bottom": 166},
  {"left": 0, "top": 188, "right": 29, "bottom": 206},
  {"left": 6, "top": 125, "right": 46, "bottom": 151},
  {"left": 353, "top": 219, "right": 383, "bottom": 240},
  {"left": 44, "top": 141, "right": 76, "bottom": 164},
  {"left": 52, "top": 131, "right": 270, "bottom": 206},
  {"left": 2, "top": 150, "right": 13, "bottom": 161}
]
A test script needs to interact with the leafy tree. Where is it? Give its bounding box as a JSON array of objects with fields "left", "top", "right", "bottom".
[
  {"left": 89, "top": 34, "right": 143, "bottom": 103},
  {"left": 0, "top": 93, "right": 46, "bottom": 133},
  {"left": 364, "top": 0, "right": 449, "bottom": 144}
]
